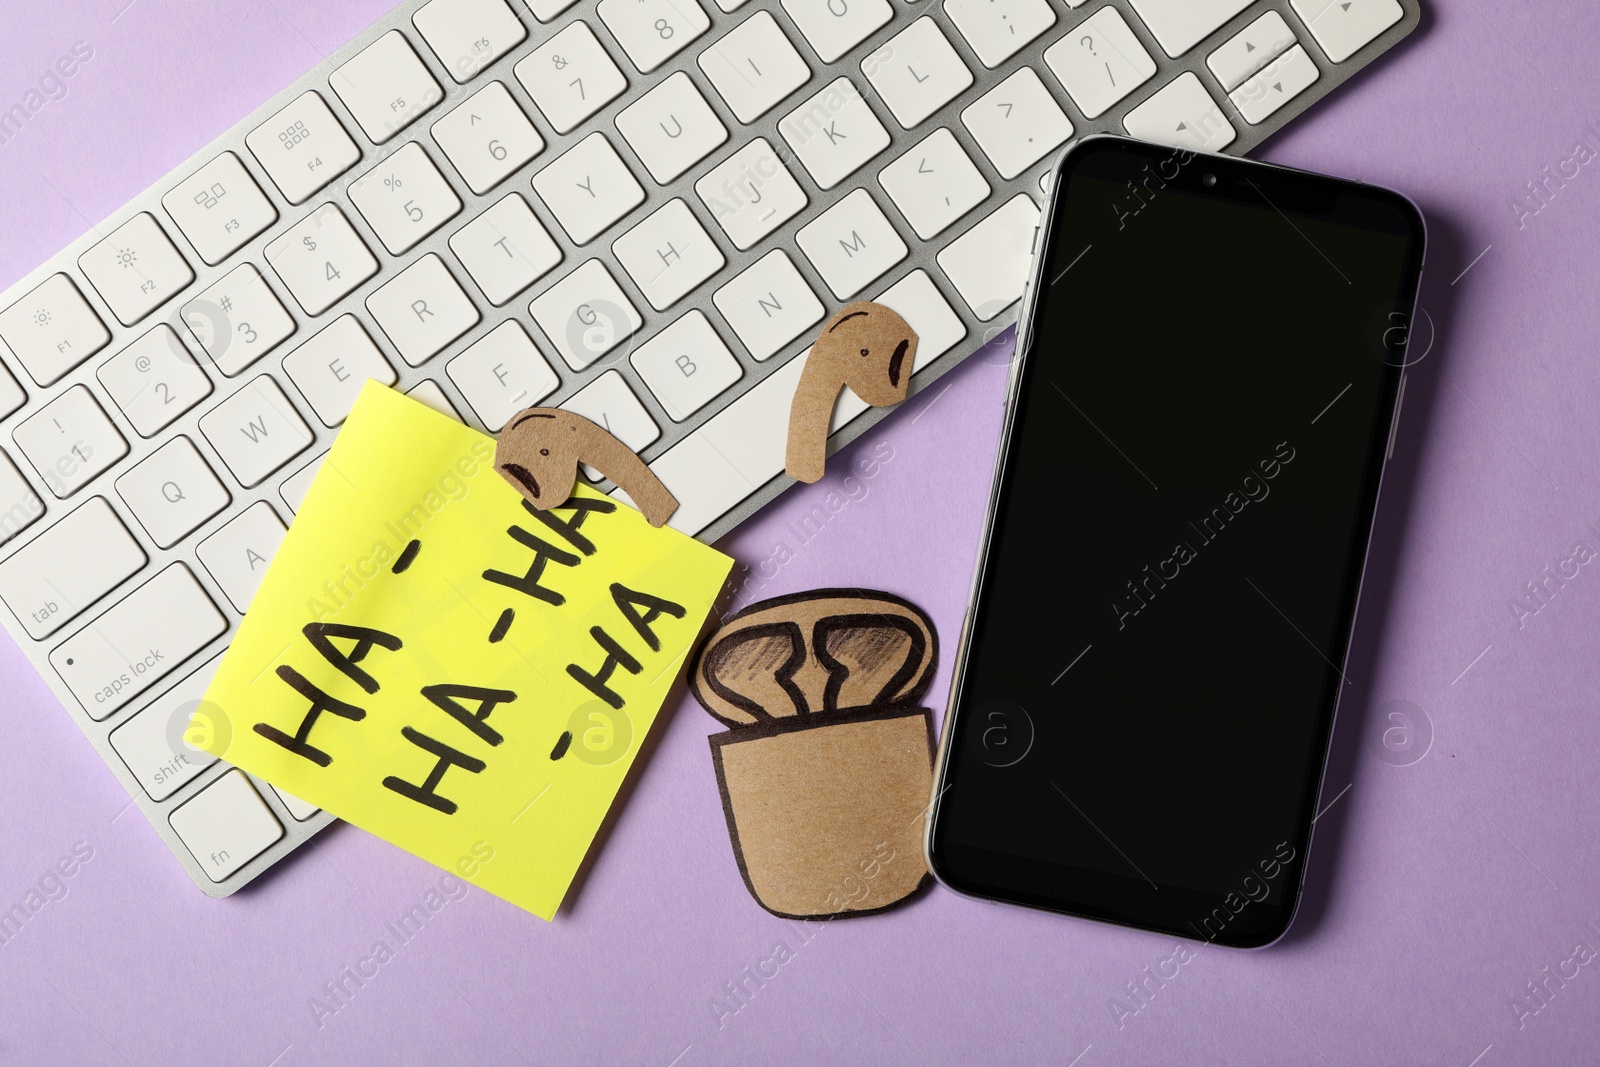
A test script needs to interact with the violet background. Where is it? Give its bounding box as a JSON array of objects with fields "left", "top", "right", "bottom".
[{"left": 3, "top": 1, "right": 1599, "bottom": 1063}]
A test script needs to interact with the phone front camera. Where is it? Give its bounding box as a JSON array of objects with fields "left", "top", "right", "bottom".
[{"left": 1202, "top": 173, "right": 1217, "bottom": 187}]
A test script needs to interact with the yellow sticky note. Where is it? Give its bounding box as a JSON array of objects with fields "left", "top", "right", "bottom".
[{"left": 199, "top": 382, "right": 731, "bottom": 919}]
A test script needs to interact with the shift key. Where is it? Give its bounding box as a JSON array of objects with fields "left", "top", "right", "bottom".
[{"left": 50, "top": 564, "right": 226, "bottom": 720}]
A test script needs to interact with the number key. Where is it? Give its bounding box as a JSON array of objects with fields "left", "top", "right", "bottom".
[
  {"left": 514, "top": 22, "right": 627, "bottom": 134},
  {"left": 431, "top": 80, "right": 546, "bottom": 195},
  {"left": 184, "top": 264, "right": 297, "bottom": 376},
  {"left": 97, "top": 326, "right": 214, "bottom": 437},
  {"left": 12, "top": 386, "right": 129, "bottom": 498},
  {"left": 348, "top": 142, "right": 462, "bottom": 254},
  {"left": 263, "top": 204, "right": 379, "bottom": 315},
  {"left": 598, "top": 0, "right": 710, "bottom": 73}
]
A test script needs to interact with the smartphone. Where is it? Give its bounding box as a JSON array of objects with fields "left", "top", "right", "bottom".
[{"left": 926, "top": 137, "right": 1426, "bottom": 948}]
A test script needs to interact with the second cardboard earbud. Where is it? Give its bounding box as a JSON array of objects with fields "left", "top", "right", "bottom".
[{"left": 785, "top": 301, "right": 918, "bottom": 484}]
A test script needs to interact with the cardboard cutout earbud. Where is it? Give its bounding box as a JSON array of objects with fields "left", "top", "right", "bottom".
[
  {"left": 495, "top": 407, "right": 679, "bottom": 527},
  {"left": 785, "top": 301, "right": 918, "bottom": 484}
]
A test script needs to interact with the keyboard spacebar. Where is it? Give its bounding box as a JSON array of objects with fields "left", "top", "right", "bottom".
[
  {"left": 632, "top": 349, "right": 873, "bottom": 537},
  {"left": 50, "top": 564, "right": 227, "bottom": 720}
]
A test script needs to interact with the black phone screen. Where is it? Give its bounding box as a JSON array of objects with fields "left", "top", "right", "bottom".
[{"left": 928, "top": 139, "right": 1425, "bottom": 947}]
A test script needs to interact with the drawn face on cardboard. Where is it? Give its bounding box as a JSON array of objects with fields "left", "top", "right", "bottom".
[
  {"left": 814, "top": 302, "right": 918, "bottom": 408},
  {"left": 495, "top": 410, "right": 581, "bottom": 506},
  {"left": 493, "top": 406, "right": 680, "bottom": 527}
]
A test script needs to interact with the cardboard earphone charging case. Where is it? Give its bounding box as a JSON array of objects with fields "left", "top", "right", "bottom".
[{"left": 690, "top": 589, "right": 938, "bottom": 920}]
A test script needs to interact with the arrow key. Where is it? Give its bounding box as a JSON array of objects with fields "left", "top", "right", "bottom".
[
  {"left": 1292, "top": 0, "right": 1403, "bottom": 63},
  {"left": 1228, "top": 44, "right": 1319, "bottom": 125},
  {"left": 1122, "top": 72, "right": 1236, "bottom": 153}
]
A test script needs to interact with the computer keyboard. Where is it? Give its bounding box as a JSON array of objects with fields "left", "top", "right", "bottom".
[{"left": 0, "top": 0, "right": 1417, "bottom": 896}]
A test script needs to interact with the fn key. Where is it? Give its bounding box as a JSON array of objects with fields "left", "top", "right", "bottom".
[{"left": 169, "top": 769, "right": 284, "bottom": 882}]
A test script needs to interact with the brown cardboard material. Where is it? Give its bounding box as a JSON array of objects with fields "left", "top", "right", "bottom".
[
  {"left": 785, "top": 302, "right": 919, "bottom": 484},
  {"left": 690, "top": 589, "right": 938, "bottom": 919},
  {"left": 495, "top": 406, "right": 678, "bottom": 527}
]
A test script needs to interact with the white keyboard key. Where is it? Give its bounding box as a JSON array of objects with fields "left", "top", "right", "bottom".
[
  {"left": 1127, "top": 0, "right": 1253, "bottom": 57},
  {"left": 780, "top": 78, "right": 891, "bottom": 190},
  {"left": 712, "top": 249, "right": 823, "bottom": 361},
  {"left": 13, "top": 386, "right": 129, "bottom": 498},
  {"left": 937, "top": 192, "right": 1038, "bottom": 320},
  {"left": 1044, "top": 7, "right": 1157, "bottom": 119},
  {"left": 612, "top": 198, "right": 725, "bottom": 310},
  {"left": 448, "top": 320, "right": 560, "bottom": 430},
  {"left": 115, "top": 436, "right": 230, "bottom": 549},
  {"left": 561, "top": 370, "right": 660, "bottom": 480},
  {"left": 0, "top": 364, "right": 21, "bottom": 421},
  {"left": 196, "top": 501, "right": 287, "bottom": 613},
  {"left": 200, "top": 376, "right": 315, "bottom": 488},
  {"left": 524, "top": 0, "right": 581, "bottom": 21},
  {"left": 96, "top": 326, "right": 213, "bottom": 437},
  {"left": 274, "top": 786, "right": 322, "bottom": 822},
  {"left": 331, "top": 30, "right": 443, "bottom": 144},
  {"left": 1292, "top": 0, "right": 1402, "bottom": 63},
  {"left": 450, "top": 193, "right": 564, "bottom": 305},
  {"left": 414, "top": 0, "right": 528, "bottom": 83},
  {"left": 514, "top": 22, "right": 628, "bottom": 135},
  {"left": 0, "top": 451, "right": 44, "bottom": 544},
  {"left": 407, "top": 380, "right": 462, "bottom": 419},
  {"left": 0, "top": 275, "right": 110, "bottom": 387},
  {"left": 600, "top": 0, "right": 711, "bottom": 73},
  {"left": 0, "top": 498, "right": 144, "bottom": 640},
  {"left": 282, "top": 315, "right": 398, "bottom": 425},
  {"left": 962, "top": 67, "right": 1073, "bottom": 180},
  {"left": 168, "top": 769, "right": 284, "bottom": 882},
  {"left": 861, "top": 18, "right": 972, "bottom": 129},
  {"left": 1208, "top": 11, "right": 1297, "bottom": 90},
  {"left": 781, "top": 0, "right": 891, "bottom": 63},
  {"left": 874, "top": 268, "right": 966, "bottom": 361},
  {"left": 183, "top": 264, "right": 296, "bottom": 377},
  {"left": 695, "top": 138, "right": 808, "bottom": 250},
  {"left": 263, "top": 204, "right": 380, "bottom": 316},
  {"left": 366, "top": 254, "right": 481, "bottom": 367},
  {"left": 529, "top": 259, "right": 643, "bottom": 370},
  {"left": 943, "top": 0, "right": 1056, "bottom": 68},
  {"left": 796, "top": 189, "right": 907, "bottom": 299},
  {"left": 877, "top": 126, "right": 990, "bottom": 239},
  {"left": 615, "top": 72, "right": 728, "bottom": 184},
  {"left": 161, "top": 153, "right": 279, "bottom": 266},
  {"left": 245, "top": 91, "right": 363, "bottom": 205},
  {"left": 50, "top": 563, "right": 227, "bottom": 720},
  {"left": 280, "top": 452, "right": 326, "bottom": 514},
  {"left": 531, "top": 132, "right": 646, "bottom": 244},
  {"left": 399, "top": 383, "right": 462, "bottom": 424},
  {"left": 349, "top": 142, "right": 463, "bottom": 254},
  {"left": 631, "top": 310, "right": 743, "bottom": 421},
  {"left": 1229, "top": 44, "right": 1320, "bottom": 124},
  {"left": 107, "top": 656, "right": 223, "bottom": 801},
  {"left": 79, "top": 214, "right": 195, "bottom": 328},
  {"left": 431, "top": 80, "right": 546, "bottom": 195},
  {"left": 1122, "top": 72, "right": 1236, "bottom": 152},
  {"left": 697, "top": 11, "right": 810, "bottom": 123}
]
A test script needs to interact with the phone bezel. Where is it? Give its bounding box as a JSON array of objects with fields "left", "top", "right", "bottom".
[{"left": 924, "top": 136, "right": 1427, "bottom": 949}]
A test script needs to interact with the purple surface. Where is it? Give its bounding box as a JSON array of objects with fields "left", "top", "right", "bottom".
[{"left": 3, "top": 1, "right": 1600, "bottom": 1063}]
